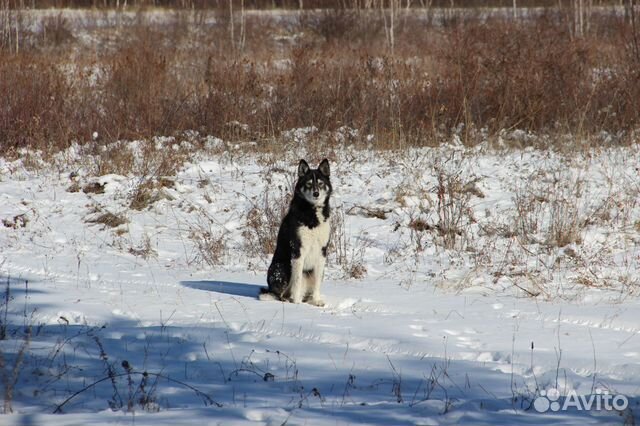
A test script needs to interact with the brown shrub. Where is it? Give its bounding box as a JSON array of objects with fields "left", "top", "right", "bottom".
[
  {"left": 100, "top": 32, "right": 180, "bottom": 140},
  {"left": 0, "top": 54, "right": 72, "bottom": 151},
  {"left": 86, "top": 211, "right": 128, "bottom": 228},
  {"left": 243, "top": 176, "right": 292, "bottom": 260},
  {"left": 300, "top": 8, "right": 384, "bottom": 45},
  {"left": 41, "top": 13, "right": 75, "bottom": 47},
  {"left": 129, "top": 179, "right": 174, "bottom": 210},
  {"left": 189, "top": 225, "right": 226, "bottom": 267},
  {"left": 1, "top": 9, "right": 639, "bottom": 156},
  {"left": 438, "top": 15, "right": 640, "bottom": 139}
]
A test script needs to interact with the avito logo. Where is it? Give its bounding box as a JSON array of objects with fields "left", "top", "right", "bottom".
[{"left": 534, "top": 388, "right": 628, "bottom": 413}]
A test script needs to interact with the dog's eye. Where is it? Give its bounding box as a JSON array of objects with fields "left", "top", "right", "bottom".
[
  {"left": 318, "top": 181, "right": 324, "bottom": 188},
  {"left": 305, "top": 182, "right": 312, "bottom": 188}
]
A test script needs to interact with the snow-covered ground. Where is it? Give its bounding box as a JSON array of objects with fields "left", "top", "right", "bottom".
[{"left": 1, "top": 139, "right": 639, "bottom": 425}]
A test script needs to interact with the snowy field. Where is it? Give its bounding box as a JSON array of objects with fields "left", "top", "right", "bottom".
[{"left": 1, "top": 139, "right": 640, "bottom": 425}]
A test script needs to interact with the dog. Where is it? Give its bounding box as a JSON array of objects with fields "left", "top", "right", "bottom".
[{"left": 259, "top": 159, "right": 332, "bottom": 306}]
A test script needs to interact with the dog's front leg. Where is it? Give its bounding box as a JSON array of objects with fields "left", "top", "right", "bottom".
[
  {"left": 308, "top": 261, "right": 325, "bottom": 307},
  {"left": 289, "top": 257, "right": 305, "bottom": 304}
]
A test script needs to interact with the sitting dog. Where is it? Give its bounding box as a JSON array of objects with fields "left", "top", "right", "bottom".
[{"left": 260, "top": 159, "right": 332, "bottom": 306}]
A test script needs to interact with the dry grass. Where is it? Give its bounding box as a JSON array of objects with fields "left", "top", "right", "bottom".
[
  {"left": 2, "top": 214, "right": 28, "bottom": 229},
  {"left": 85, "top": 210, "right": 128, "bottom": 228},
  {"left": 82, "top": 182, "right": 105, "bottom": 194},
  {"left": 408, "top": 217, "right": 432, "bottom": 232},
  {"left": 189, "top": 221, "right": 227, "bottom": 268},
  {"left": 331, "top": 207, "right": 369, "bottom": 279},
  {"left": 0, "top": 1, "right": 624, "bottom": 11},
  {"left": 1, "top": 6, "right": 639, "bottom": 158},
  {"left": 242, "top": 173, "right": 292, "bottom": 261},
  {"left": 513, "top": 172, "right": 587, "bottom": 248},
  {"left": 128, "top": 234, "right": 157, "bottom": 259},
  {"left": 432, "top": 152, "right": 479, "bottom": 250},
  {"left": 129, "top": 180, "right": 173, "bottom": 211}
]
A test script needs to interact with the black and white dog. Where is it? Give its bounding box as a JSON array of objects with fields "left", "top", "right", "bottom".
[{"left": 260, "top": 159, "right": 331, "bottom": 306}]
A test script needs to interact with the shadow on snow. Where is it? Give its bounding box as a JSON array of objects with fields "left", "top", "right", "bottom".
[
  {"left": 1, "top": 275, "right": 637, "bottom": 425},
  {"left": 180, "top": 280, "right": 264, "bottom": 298}
]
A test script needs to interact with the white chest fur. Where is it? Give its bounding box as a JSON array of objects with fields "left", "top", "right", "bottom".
[{"left": 297, "top": 208, "right": 330, "bottom": 269}]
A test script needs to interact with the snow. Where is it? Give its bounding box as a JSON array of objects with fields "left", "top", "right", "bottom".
[{"left": 0, "top": 141, "right": 639, "bottom": 425}]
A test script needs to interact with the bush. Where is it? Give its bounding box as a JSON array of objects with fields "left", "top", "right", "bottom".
[{"left": 1, "top": 8, "right": 639, "bottom": 155}]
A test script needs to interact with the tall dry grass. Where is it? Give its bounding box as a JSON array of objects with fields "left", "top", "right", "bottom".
[
  {"left": 1, "top": 5, "right": 639, "bottom": 156},
  {"left": 0, "top": 1, "right": 588, "bottom": 10}
]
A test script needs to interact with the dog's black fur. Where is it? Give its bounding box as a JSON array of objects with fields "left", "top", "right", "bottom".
[{"left": 261, "top": 159, "right": 332, "bottom": 302}]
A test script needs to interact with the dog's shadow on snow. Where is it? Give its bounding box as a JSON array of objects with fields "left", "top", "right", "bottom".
[{"left": 180, "top": 280, "right": 264, "bottom": 298}]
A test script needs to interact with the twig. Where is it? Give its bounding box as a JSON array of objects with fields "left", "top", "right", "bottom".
[
  {"left": 53, "top": 371, "right": 221, "bottom": 413},
  {"left": 554, "top": 310, "right": 563, "bottom": 390},
  {"left": 588, "top": 328, "right": 597, "bottom": 394},
  {"left": 386, "top": 354, "right": 403, "bottom": 403}
]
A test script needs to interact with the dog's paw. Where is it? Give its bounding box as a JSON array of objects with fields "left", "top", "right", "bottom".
[
  {"left": 258, "top": 291, "right": 278, "bottom": 301},
  {"left": 307, "top": 298, "right": 325, "bottom": 307}
]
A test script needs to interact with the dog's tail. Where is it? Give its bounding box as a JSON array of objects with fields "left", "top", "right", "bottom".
[{"left": 258, "top": 288, "right": 278, "bottom": 301}]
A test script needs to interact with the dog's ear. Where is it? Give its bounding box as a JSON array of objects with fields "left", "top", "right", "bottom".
[
  {"left": 298, "top": 159, "right": 310, "bottom": 177},
  {"left": 318, "top": 159, "right": 330, "bottom": 177}
]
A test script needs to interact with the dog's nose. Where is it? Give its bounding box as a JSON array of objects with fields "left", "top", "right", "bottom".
[{"left": 313, "top": 191, "right": 319, "bottom": 198}]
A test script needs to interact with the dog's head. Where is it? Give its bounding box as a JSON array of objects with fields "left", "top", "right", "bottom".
[{"left": 296, "top": 159, "right": 331, "bottom": 207}]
